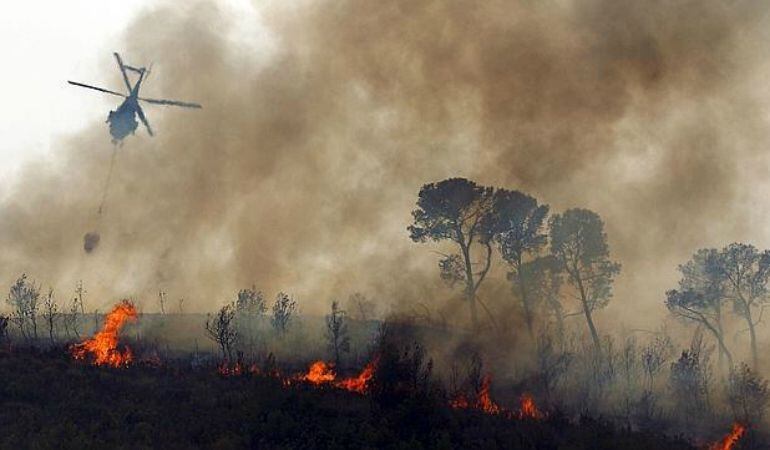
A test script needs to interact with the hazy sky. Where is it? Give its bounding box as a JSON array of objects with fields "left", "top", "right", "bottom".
[
  {"left": 0, "top": 0, "right": 265, "bottom": 185},
  {"left": 4, "top": 0, "right": 770, "bottom": 336},
  {"left": 0, "top": 1, "right": 146, "bottom": 181}
]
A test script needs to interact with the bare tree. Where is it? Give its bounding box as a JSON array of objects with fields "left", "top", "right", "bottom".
[
  {"left": 640, "top": 334, "right": 673, "bottom": 391},
  {"left": 271, "top": 292, "right": 296, "bottom": 336},
  {"left": 75, "top": 280, "right": 86, "bottom": 315},
  {"left": 6, "top": 274, "right": 41, "bottom": 342},
  {"left": 325, "top": 301, "right": 350, "bottom": 366},
  {"left": 63, "top": 296, "right": 81, "bottom": 339},
  {"left": 158, "top": 290, "right": 167, "bottom": 315},
  {"left": 205, "top": 303, "right": 238, "bottom": 360},
  {"left": 41, "top": 288, "right": 59, "bottom": 345}
]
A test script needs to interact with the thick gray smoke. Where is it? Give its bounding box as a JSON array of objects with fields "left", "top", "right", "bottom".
[{"left": 2, "top": 0, "right": 770, "bottom": 329}]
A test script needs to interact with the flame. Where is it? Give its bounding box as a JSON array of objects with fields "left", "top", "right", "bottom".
[
  {"left": 450, "top": 374, "right": 502, "bottom": 415},
  {"left": 450, "top": 394, "right": 470, "bottom": 409},
  {"left": 518, "top": 393, "right": 543, "bottom": 419},
  {"left": 709, "top": 423, "right": 746, "bottom": 450},
  {"left": 217, "top": 361, "right": 245, "bottom": 376},
  {"left": 303, "top": 360, "right": 336, "bottom": 385},
  {"left": 477, "top": 375, "right": 502, "bottom": 414},
  {"left": 336, "top": 358, "right": 377, "bottom": 394},
  {"left": 69, "top": 300, "right": 137, "bottom": 367}
]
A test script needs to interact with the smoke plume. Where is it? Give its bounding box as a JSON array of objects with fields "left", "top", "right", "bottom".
[{"left": 2, "top": 0, "right": 770, "bottom": 329}]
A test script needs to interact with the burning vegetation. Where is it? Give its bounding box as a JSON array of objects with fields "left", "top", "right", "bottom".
[
  {"left": 69, "top": 300, "right": 137, "bottom": 367},
  {"left": 0, "top": 275, "right": 758, "bottom": 448},
  {"left": 708, "top": 423, "right": 746, "bottom": 450}
]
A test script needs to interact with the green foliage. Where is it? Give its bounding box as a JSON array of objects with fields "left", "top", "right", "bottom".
[
  {"left": 408, "top": 178, "right": 495, "bottom": 244},
  {"left": 549, "top": 209, "right": 621, "bottom": 313}
]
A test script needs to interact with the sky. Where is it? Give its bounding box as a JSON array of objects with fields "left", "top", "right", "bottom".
[
  {"left": 3, "top": 0, "right": 770, "bottom": 339},
  {"left": 0, "top": 0, "right": 265, "bottom": 186},
  {"left": 0, "top": 1, "right": 148, "bottom": 182}
]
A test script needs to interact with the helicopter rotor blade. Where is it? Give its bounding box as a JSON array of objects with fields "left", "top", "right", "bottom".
[
  {"left": 113, "top": 52, "right": 132, "bottom": 93},
  {"left": 136, "top": 104, "right": 154, "bottom": 136},
  {"left": 67, "top": 81, "right": 127, "bottom": 98},
  {"left": 139, "top": 97, "right": 202, "bottom": 109}
]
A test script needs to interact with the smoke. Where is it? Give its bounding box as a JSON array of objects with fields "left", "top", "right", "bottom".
[{"left": 2, "top": 0, "right": 770, "bottom": 329}]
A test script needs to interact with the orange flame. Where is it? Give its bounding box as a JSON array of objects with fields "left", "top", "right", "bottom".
[
  {"left": 218, "top": 361, "right": 245, "bottom": 376},
  {"left": 303, "top": 360, "right": 336, "bottom": 385},
  {"left": 450, "top": 374, "right": 502, "bottom": 415},
  {"left": 450, "top": 394, "right": 470, "bottom": 409},
  {"left": 70, "top": 300, "right": 137, "bottom": 368},
  {"left": 709, "top": 423, "right": 746, "bottom": 450},
  {"left": 336, "top": 358, "right": 377, "bottom": 394},
  {"left": 477, "top": 375, "right": 502, "bottom": 414},
  {"left": 518, "top": 393, "right": 543, "bottom": 419}
]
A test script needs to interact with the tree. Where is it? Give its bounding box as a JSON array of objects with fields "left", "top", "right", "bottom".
[
  {"left": 271, "top": 292, "right": 296, "bottom": 336},
  {"left": 6, "top": 274, "right": 41, "bottom": 342},
  {"left": 74, "top": 280, "right": 86, "bottom": 315},
  {"left": 711, "top": 243, "right": 770, "bottom": 370},
  {"left": 517, "top": 256, "right": 564, "bottom": 340},
  {"left": 668, "top": 332, "right": 713, "bottom": 426},
  {"left": 235, "top": 285, "right": 267, "bottom": 316},
  {"left": 666, "top": 290, "right": 734, "bottom": 369},
  {"left": 549, "top": 209, "right": 620, "bottom": 351},
  {"left": 41, "top": 289, "right": 59, "bottom": 345},
  {"left": 640, "top": 334, "right": 673, "bottom": 391},
  {"left": 0, "top": 315, "right": 8, "bottom": 346},
  {"left": 157, "top": 290, "right": 167, "bottom": 315},
  {"left": 62, "top": 296, "right": 81, "bottom": 340},
  {"left": 205, "top": 303, "right": 238, "bottom": 360},
  {"left": 494, "top": 189, "right": 549, "bottom": 337},
  {"left": 408, "top": 178, "right": 496, "bottom": 328},
  {"left": 727, "top": 363, "right": 770, "bottom": 425},
  {"left": 325, "top": 301, "right": 350, "bottom": 367},
  {"left": 666, "top": 249, "right": 734, "bottom": 370}
]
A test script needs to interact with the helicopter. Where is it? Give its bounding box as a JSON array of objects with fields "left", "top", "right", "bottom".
[{"left": 68, "top": 53, "right": 202, "bottom": 143}]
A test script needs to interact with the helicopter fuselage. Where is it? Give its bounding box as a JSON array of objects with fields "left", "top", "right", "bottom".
[{"left": 107, "top": 97, "right": 139, "bottom": 142}]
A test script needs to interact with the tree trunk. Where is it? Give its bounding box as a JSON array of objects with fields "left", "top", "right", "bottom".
[
  {"left": 468, "top": 297, "right": 478, "bottom": 330},
  {"left": 701, "top": 319, "right": 734, "bottom": 369},
  {"left": 31, "top": 317, "right": 38, "bottom": 341},
  {"left": 582, "top": 301, "right": 601, "bottom": 352},
  {"left": 715, "top": 304, "right": 725, "bottom": 374},
  {"left": 715, "top": 333, "right": 734, "bottom": 369},
  {"left": 747, "top": 315, "right": 759, "bottom": 371},
  {"left": 459, "top": 241, "right": 478, "bottom": 330},
  {"left": 517, "top": 260, "right": 534, "bottom": 338},
  {"left": 574, "top": 271, "right": 601, "bottom": 352}
]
